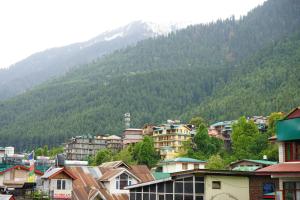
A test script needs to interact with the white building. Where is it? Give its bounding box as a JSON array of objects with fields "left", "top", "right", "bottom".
[
  {"left": 40, "top": 167, "right": 76, "bottom": 199},
  {"left": 157, "top": 157, "right": 206, "bottom": 173}
]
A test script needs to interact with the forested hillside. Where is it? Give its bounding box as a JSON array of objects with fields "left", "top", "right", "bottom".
[{"left": 0, "top": 0, "right": 299, "bottom": 150}]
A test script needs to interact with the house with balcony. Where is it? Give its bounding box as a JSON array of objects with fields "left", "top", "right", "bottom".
[
  {"left": 152, "top": 122, "right": 195, "bottom": 159},
  {"left": 257, "top": 107, "right": 300, "bottom": 200}
]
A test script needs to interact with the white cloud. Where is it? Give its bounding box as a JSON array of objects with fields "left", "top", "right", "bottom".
[{"left": 0, "top": 0, "right": 266, "bottom": 69}]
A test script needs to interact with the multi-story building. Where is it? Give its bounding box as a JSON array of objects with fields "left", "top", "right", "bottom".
[
  {"left": 123, "top": 129, "right": 143, "bottom": 148},
  {"left": 257, "top": 107, "right": 300, "bottom": 200},
  {"left": 64, "top": 135, "right": 107, "bottom": 160},
  {"left": 104, "top": 135, "right": 122, "bottom": 152},
  {"left": 152, "top": 122, "right": 194, "bottom": 159},
  {"left": 64, "top": 135, "right": 123, "bottom": 160}
]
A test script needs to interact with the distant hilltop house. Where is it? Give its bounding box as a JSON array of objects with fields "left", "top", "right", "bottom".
[
  {"left": 208, "top": 116, "right": 268, "bottom": 150},
  {"left": 257, "top": 107, "right": 300, "bottom": 199},
  {"left": 152, "top": 121, "right": 195, "bottom": 159},
  {"left": 64, "top": 135, "right": 122, "bottom": 160}
]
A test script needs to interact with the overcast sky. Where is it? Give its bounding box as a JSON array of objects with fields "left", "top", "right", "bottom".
[{"left": 0, "top": 0, "right": 266, "bottom": 69}]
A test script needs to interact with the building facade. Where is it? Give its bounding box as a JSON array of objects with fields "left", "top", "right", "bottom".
[
  {"left": 123, "top": 129, "right": 143, "bottom": 148},
  {"left": 64, "top": 135, "right": 122, "bottom": 160},
  {"left": 257, "top": 107, "right": 300, "bottom": 200},
  {"left": 152, "top": 123, "right": 194, "bottom": 159},
  {"left": 157, "top": 157, "right": 206, "bottom": 173}
]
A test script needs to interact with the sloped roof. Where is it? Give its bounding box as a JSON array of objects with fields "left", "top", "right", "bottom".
[
  {"left": 256, "top": 163, "right": 300, "bottom": 173},
  {"left": 69, "top": 166, "right": 129, "bottom": 200},
  {"left": 0, "top": 165, "right": 43, "bottom": 175},
  {"left": 41, "top": 167, "right": 76, "bottom": 180},
  {"left": 230, "top": 159, "right": 277, "bottom": 167},
  {"left": 232, "top": 166, "right": 261, "bottom": 171},
  {"left": 100, "top": 161, "right": 130, "bottom": 169},
  {"left": 152, "top": 172, "right": 171, "bottom": 180},
  {"left": 161, "top": 157, "right": 206, "bottom": 164},
  {"left": 283, "top": 107, "right": 300, "bottom": 119},
  {"left": 129, "top": 165, "right": 154, "bottom": 183},
  {"left": 98, "top": 168, "right": 124, "bottom": 181}
]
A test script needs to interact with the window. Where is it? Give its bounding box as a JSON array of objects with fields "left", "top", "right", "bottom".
[
  {"left": 212, "top": 181, "right": 221, "bottom": 189},
  {"left": 283, "top": 182, "right": 300, "bottom": 200},
  {"left": 285, "top": 142, "right": 300, "bottom": 161},
  {"left": 57, "top": 180, "right": 66, "bottom": 190},
  {"left": 116, "top": 173, "right": 132, "bottom": 190},
  {"left": 194, "top": 164, "right": 199, "bottom": 169},
  {"left": 116, "top": 176, "right": 120, "bottom": 189},
  {"left": 182, "top": 163, "right": 188, "bottom": 170}
]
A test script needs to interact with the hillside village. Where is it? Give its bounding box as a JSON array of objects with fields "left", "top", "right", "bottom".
[
  {"left": 0, "top": 0, "right": 300, "bottom": 199},
  {"left": 0, "top": 108, "right": 299, "bottom": 199}
]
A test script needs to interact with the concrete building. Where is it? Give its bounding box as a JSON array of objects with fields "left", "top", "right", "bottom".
[
  {"left": 123, "top": 129, "right": 143, "bottom": 148},
  {"left": 64, "top": 135, "right": 122, "bottom": 160},
  {"left": 105, "top": 135, "right": 123, "bottom": 152},
  {"left": 152, "top": 122, "right": 194, "bottom": 159},
  {"left": 257, "top": 107, "right": 300, "bottom": 200}
]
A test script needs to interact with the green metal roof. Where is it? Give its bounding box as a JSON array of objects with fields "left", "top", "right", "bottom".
[
  {"left": 244, "top": 159, "right": 277, "bottom": 165},
  {"left": 152, "top": 172, "right": 171, "bottom": 180},
  {"left": 276, "top": 118, "right": 300, "bottom": 141},
  {"left": 161, "top": 157, "right": 206, "bottom": 163},
  {"left": 232, "top": 166, "right": 260, "bottom": 171}
]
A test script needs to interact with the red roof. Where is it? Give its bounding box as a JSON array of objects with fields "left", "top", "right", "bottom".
[
  {"left": 0, "top": 165, "right": 43, "bottom": 175},
  {"left": 256, "top": 163, "right": 300, "bottom": 175}
]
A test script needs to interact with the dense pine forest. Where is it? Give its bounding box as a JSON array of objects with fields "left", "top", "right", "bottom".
[{"left": 0, "top": 0, "right": 300, "bottom": 150}]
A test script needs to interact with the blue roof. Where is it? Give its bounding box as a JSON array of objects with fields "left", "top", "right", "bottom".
[{"left": 161, "top": 157, "right": 206, "bottom": 163}]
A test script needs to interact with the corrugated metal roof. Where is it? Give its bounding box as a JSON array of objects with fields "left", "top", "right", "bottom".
[
  {"left": 152, "top": 172, "right": 171, "bottom": 180},
  {"left": 256, "top": 163, "right": 300, "bottom": 173},
  {"left": 161, "top": 157, "right": 206, "bottom": 163},
  {"left": 232, "top": 166, "right": 261, "bottom": 171},
  {"left": 244, "top": 159, "right": 277, "bottom": 165}
]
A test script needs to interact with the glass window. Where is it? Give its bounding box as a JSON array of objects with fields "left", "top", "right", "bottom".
[
  {"left": 175, "top": 182, "right": 183, "bottom": 193},
  {"left": 158, "top": 182, "right": 164, "bottom": 193},
  {"left": 212, "top": 181, "right": 221, "bottom": 189},
  {"left": 143, "top": 193, "right": 149, "bottom": 200},
  {"left": 182, "top": 163, "right": 188, "bottom": 170},
  {"left": 195, "top": 196, "right": 203, "bottom": 200},
  {"left": 166, "top": 181, "right": 173, "bottom": 193},
  {"left": 150, "top": 184, "right": 156, "bottom": 192},
  {"left": 184, "top": 195, "right": 193, "bottom": 200},
  {"left": 158, "top": 194, "right": 164, "bottom": 200},
  {"left": 62, "top": 180, "right": 66, "bottom": 190},
  {"left": 194, "top": 164, "right": 199, "bottom": 169},
  {"left": 175, "top": 194, "right": 183, "bottom": 200},
  {"left": 195, "top": 183, "right": 204, "bottom": 193},
  {"left": 57, "top": 180, "right": 61, "bottom": 190},
  {"left": 130, "top": 192, "right": 135, "bottom": 200},
  {"left": 185, "top": 182, "right": 193, "bottom": 193}
]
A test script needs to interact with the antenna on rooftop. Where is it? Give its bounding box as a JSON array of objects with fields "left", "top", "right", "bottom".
[{"left": 124, "top": 113, "right": 130, "bottom": 129}]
